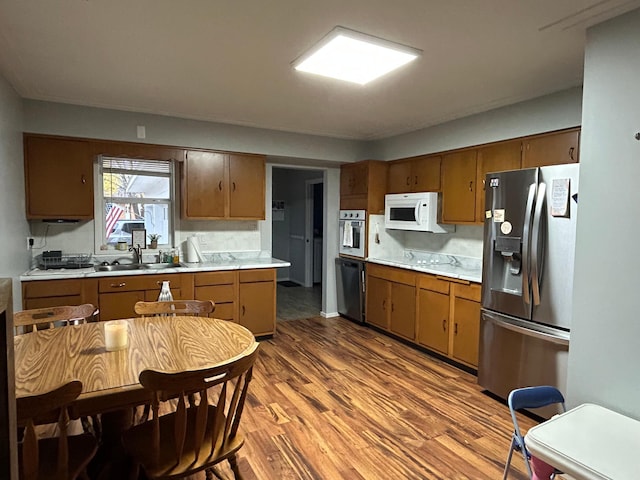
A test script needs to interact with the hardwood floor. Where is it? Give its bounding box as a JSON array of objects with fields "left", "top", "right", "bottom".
[{"left": 199, "top": 316, "right": 537, "bottom": 480}]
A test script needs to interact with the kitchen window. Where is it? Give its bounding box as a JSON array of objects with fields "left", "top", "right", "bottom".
[{"left": 95, "top": 156, "right": 175, "bottom": 250}]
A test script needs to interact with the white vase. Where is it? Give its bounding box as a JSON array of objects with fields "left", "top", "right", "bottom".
[{"left": 158, "top": 281, "right": 173, "bottom": 301}]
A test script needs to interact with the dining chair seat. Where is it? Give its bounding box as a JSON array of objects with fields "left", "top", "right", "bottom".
[
  {"left": 17, "top": 380, "right": 98, "bottom": 480},
  {"left": 134, "top": 300, "right": 215, "bottom": 316}
]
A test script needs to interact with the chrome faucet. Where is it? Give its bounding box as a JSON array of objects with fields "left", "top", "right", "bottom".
[{"left": 130, "top": 244, "right": 143, "bottom": 264}]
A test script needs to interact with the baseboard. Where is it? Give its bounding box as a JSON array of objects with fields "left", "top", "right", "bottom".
[{"left": 321, "top": 311, "right": 339, "bottom": 318}]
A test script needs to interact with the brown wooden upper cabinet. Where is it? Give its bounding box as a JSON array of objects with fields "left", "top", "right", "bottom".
[
  {"left": 387, "top": 155, "right": 441, "bottom": 193},
  {"left": 522, "top": 129, "right": 579, "bottom": 168},
  {"left": 339, "top": 160, "right": 388, "bottom": 214},
  {"left": 24, "top": 135, "right": 94, "bottom": 220},
  {"left": 475, "top": 140, "right": 522, "bottom": 223},
  {"left": 182, "top": 150, "right": 265, "bottom": 220},
  {"left": 441, "top": 150, "right": 477, "bottom": 224}
]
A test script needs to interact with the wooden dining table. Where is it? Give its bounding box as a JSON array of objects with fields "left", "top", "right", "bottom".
[
  {"left": 14, "top": 315, "right": 258, "bottom": 478},
  {"left": 14, "top": 315, "right": 258, "bottom": 416}
]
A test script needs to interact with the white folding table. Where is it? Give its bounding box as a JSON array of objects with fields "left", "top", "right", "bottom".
[{"left": 525, "top": 403, "right": 640, "bottom": 479}]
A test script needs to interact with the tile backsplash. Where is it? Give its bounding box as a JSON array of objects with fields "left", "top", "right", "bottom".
[{"left": 368, "top": 214, "right": 483, "bottom": 259}]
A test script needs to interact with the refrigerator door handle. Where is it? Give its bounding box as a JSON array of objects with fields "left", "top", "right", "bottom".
[
  {"left": 482, "top": 311, "right": 569, "bottom": 346},
  {"left": 522, "top": 183, "right": 537, "bottom": 306},
  {"left": 531, "top": 182, "right": 547, "bottom": 306}
]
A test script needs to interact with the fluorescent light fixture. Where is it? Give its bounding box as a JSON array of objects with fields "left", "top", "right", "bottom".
[{"left": 293, "top": 26, "right": 421, "bottom": 85}]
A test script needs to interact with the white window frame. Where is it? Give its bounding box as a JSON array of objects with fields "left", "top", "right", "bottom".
[{"left": 94, "top": 156, "right": 176, "bottom": 254}]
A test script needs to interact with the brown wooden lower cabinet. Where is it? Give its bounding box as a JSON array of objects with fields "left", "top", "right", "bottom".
[
  {"left": 98, "top": 274, "right": 187, "bottom": 321},
  {"left": 366, "top": 264, "right": 417, "bottom": 341},
  {"left": 367, "top": 263, "right": 482, "bottom": 369},
  {"left": 194, "top": 271, "right": 237, "bottom": 321},
  {"left": 22, "top": 269, "right": 277, "bottom": 336},
  {"left": 22, "top": 278, "right": 98, "bottom": 310},
  {"left": 366, "top": 276, "right": 389, "bottom": 330},
  {"left": 238, "top": 269, "right": 276, "bottom": 336},
  {"left": 417, "top": 288, "right": 450, "bottom": 355}
]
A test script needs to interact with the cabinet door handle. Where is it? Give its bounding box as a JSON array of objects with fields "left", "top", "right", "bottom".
[
  {"left": 232, "top": 182, "right": 236, "bottom": 192},
  {"left": 454, "top": 323, "right": 458, "bottom": 335},
  {"left": 111, "top": 282, "right": 126, "bottom": 288},
  {"left": 442, "top": 319, "right": 447, "bottom": 331},
  {"left": 382, "top": 299, "right": 386, "bottom": 310},
  {"left": 469, "top": 181, "right": 473, "bottom": 192},
  {"left": 569, "top": 147, "right": 575, "bottom": 161},
  {"left": 482, "top": 178, "right": 486, "bottom": 191},
  {"left": 415, "top": 175, "right": 418, "bottom": 185},
  {"left": 242, "top": 305, "right": 245, "bottom": 316},
  {"left": 406, "top": 176, "right": 410, "bottom": 186},
  {"left": 81, "top": 174, "right": 86, "bottom": 184},
  {"left": 391, "top": 303, "right": 394, "bottom": 313},
  {"left": 218, "top": 181, "right": 223, "bottom": 191}
]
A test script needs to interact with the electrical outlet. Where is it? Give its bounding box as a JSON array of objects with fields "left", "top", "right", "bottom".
[{"left": 27, "top": 237, "right": 34, "bottom": 250}]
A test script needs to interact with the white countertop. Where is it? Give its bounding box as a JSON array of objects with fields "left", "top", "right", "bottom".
[
  {"left": 367, "top": 253, "right": 482, "bottom": 283},
  {"left": 20, "top": 257, "right": 291, "bottom": 281},
  {"left": 525, "top": 403, "right": 640, "bottom": 480}
]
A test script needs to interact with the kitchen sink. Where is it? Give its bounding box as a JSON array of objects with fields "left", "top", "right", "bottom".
[{"left": 94, "top": 263, "right": 178, "bottom": 272}]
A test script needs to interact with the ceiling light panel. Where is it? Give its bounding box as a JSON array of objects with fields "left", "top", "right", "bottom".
[{"left": 293, "top": 26, "right": 421, "bottom": 85}]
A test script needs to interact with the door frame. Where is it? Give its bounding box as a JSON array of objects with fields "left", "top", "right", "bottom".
[{"left": 304, "top": 178, "right": 323, "bottom": 287}]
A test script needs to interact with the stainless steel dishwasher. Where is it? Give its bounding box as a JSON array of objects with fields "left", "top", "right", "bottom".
[{"left": 335, "top": 257, "right": 365, "bottom": 323}]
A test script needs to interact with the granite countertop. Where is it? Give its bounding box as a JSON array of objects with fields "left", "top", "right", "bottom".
[
  {"left": 368, "top": 251, "right": 482, "bottom": 283},
  {"left": 21, "top": 256, "right": 291, "bottom": 282}
]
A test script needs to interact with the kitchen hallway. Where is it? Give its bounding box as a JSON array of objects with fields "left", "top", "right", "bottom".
[
  {"left": 276, "top": 283, "right": 322, "bottom": 321},
  {"left": 195, "top": 316, "right": 536, "bottom": 479}
]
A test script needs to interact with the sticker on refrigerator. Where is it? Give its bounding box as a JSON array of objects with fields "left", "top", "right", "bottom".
[
  {"left": 493, "top": 209, "right": 505, "bottom": 223},
  {"left": 485, "top": 210, "right": 492, "bottom": 219},
  {"left": 500, "top": 221, "right": 513, "bottom": 235},
  {"left": 551, "top": 178, "right": 570, "bottom": 217}
]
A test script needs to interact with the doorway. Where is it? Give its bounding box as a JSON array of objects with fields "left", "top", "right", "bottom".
[{"left": 271, "top": 167, "right": 323, "bottom": 320}]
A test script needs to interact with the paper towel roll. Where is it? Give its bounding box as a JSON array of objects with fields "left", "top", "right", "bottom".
[{"left": 186, "top": 236, "right": 204, "bottom": 263}]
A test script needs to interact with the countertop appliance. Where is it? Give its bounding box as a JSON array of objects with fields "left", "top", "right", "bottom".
[
  {"left": 478, "top": 164, "right": 579, "bottom": 418},
  {"left": 339, "top": 209, "right": 366, "bottom": 259},
  {"left": 384, "top": 192, "right": 453, "bottom": 233},
  {"left": 336, "top": 257, "right": 365, "bottom": 323}
]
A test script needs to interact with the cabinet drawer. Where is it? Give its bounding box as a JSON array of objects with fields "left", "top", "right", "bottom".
[
  {"left": 239, "top": 269, "right": 274, "bottom": 283},
  {"left": 453, "top": 282, "right": 481, "bottom": 302},
  {"left": 195, "top": 285, "right": 236, "bottom": 303},
  {"left": 24, "top": 296, "right": 81, "bottom": 309},
  {"left": 213, "top": 302, "right": 235, "bottom": 320},
  {"left": 23, "top": 279, "right": 82, "bottom": 298},
  {"left": 98, "top": 273, "right": 183, "bottom": 293},
  {"left": 194, "top": 271, "right": 236, "bottom": 286},
  {"left": 367, "top": 264, "right": 416, "bottom": 286},
  {"left": 418, "top": 274, "right": 450, "bottom": 294}
]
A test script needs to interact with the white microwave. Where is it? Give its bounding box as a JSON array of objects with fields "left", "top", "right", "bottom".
[{"left": 384, "top": 192, "right": 453, "bottom": 233}]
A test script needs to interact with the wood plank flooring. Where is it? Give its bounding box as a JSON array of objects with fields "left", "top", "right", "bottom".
[{"left": 195, "top": 316, "right": 537, "bottom": 480}]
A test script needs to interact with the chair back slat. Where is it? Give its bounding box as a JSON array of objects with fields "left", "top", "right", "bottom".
[
  {"left": 134, "top": 300, "right": 215, "bottom": 317},
  {"left": 14, "top": 304, "right": 98, "bottom": 334},
  {"left": 130, "top": 342, "right": 260, "bottom": 477}
]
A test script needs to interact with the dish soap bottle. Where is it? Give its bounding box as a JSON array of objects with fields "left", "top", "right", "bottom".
[{"left": 158, "top": 280, "right": 173, "bottom": 301}]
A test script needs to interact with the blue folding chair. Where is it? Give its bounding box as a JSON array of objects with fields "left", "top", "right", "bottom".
[{"left": 503, "top": 386, "right": 566, "bottom": 479}]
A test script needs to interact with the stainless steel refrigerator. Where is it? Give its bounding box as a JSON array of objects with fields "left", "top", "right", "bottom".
[{"left": 478, "top": 164, "right": 579, "bottom": 417}]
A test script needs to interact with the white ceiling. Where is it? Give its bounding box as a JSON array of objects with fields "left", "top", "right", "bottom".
[{"left": 1, "top": 0, "right": 639, "bottom": 140}]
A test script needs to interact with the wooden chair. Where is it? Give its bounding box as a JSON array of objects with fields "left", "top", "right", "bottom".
[
  {"left": 14, "top": 304, "right": 101, "bottom": 438},
  {"left": 122, "top": 342, "right": 260, "bottom": 480},
  {"left": 17, "top": 380, "right": 98, "bottom": 480},
  {"left": 14, "top": 304, "right": 99, "bottom": 335},
  {"left": 134, "top": 300, "right": 215, "bottom": 317}
]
